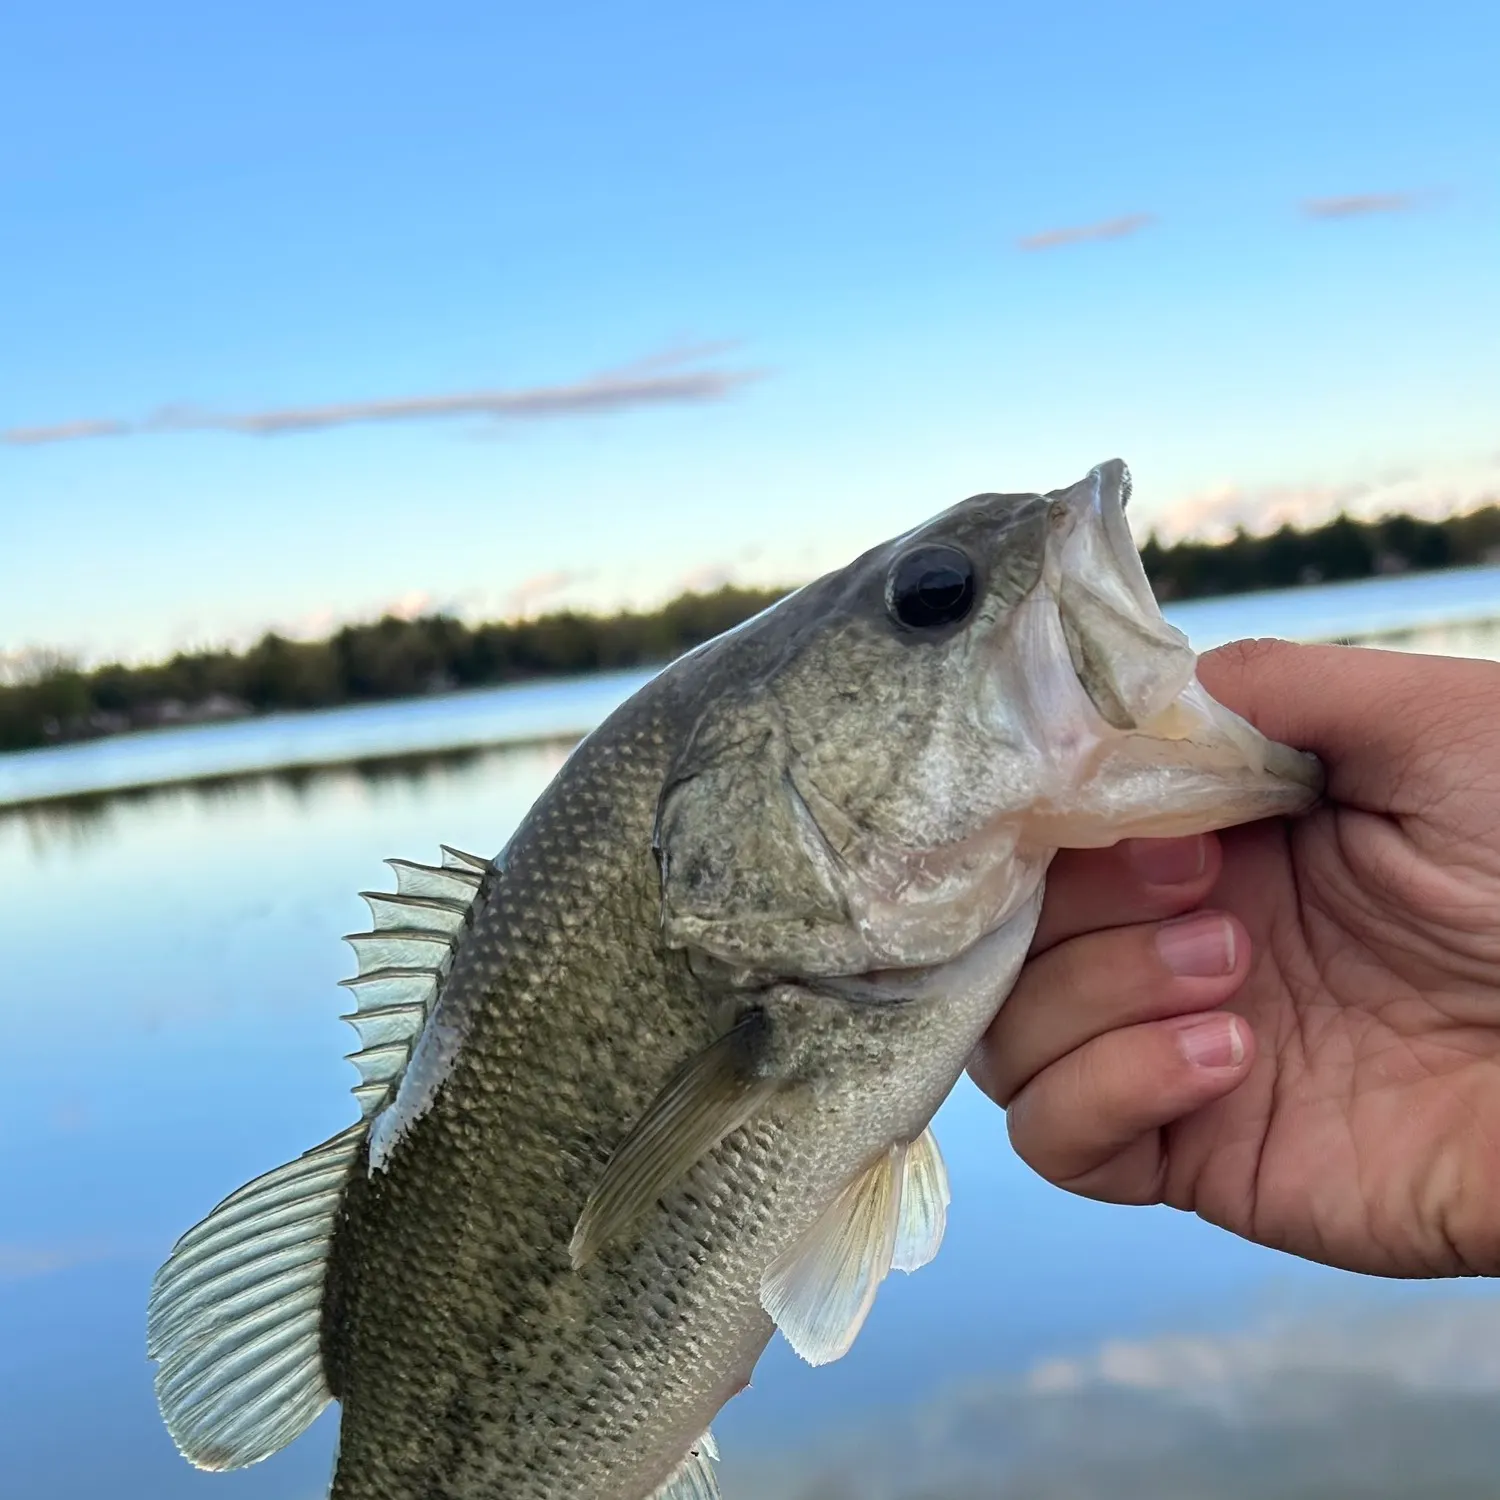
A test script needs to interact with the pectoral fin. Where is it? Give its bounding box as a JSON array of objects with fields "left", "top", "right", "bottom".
[
  {"left": 760, "top": 1142, "right": 905, "bottom": 1367},
  {"left": 569, "top": 1014, "right": 779, "bottom": 1268}
]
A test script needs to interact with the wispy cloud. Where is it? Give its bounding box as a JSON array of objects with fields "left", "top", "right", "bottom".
[
  {"left": 502, "top": 570, "right": 581, "bottom": 618},
  {"left": 1027, "top": 1295, "right": 1500, "bottom": 1402},
  {"left": 4, "top": 418, "right": 132, "bottom": 445},
  {"left": 0, "top": 1239, "right": 119, "bottom": 1281},
  {"left": 1301, "top": 190, "right": 1422, "bottom": 219},
  {"left": 1017, "top": 212, "right": 1155, "bottom": 252},
  {"left": 2, "top": 344, "right": 764, "bottom": 448},
  {"left": 675, "top": 563, "right": 738, "bottom": 593}
]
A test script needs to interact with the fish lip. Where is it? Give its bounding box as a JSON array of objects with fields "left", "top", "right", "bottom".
[
  {"left": 1048, "top": 459, "right": 1152, "bottom": 599},
  {"left": 1011, "top": 462, "right": 1327, "bottom": 835}
]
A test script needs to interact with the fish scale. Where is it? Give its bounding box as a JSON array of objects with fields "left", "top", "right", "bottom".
[
  {"left": 324, "top": 677, "right": 973, "bottom": 1498},
  {"left": 324, "top": 684, "right": 748, "bottom": 1500}
]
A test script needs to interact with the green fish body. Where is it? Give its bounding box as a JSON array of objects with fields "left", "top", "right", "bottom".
[{"left": 149, "top": 463, "right": 1322, "bottom": 1499}]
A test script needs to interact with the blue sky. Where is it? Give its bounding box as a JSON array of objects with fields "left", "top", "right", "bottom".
[{"left": 3, "top": 0, "right": 1498, "bottom": 664}]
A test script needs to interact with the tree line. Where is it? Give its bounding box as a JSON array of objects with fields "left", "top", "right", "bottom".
[
  {"left": 1139, "top": 506, "right": 1500, "bottom": 601},
  {"left": 3, "top": 504, "right": 1497, "bottom": 753},
  {"left": 0, "top": 586, "right": 787, "bottom": 751}
]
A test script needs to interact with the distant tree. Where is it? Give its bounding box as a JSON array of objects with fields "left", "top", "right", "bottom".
[
  {"left": 1, "top": 508, "right": 1496, "bottom": 754},
  {"left": 242, "top": 633, "right": 341, "bottom": 710}
]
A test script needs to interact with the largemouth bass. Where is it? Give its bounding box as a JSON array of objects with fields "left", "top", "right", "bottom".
[{"left": 148, "top": 461, "right": 1321, "bottom": 1500}]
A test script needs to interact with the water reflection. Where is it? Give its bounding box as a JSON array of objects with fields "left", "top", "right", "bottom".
[
  {"left": 3, "top": 727, "right": 1499, "bottom": 1497},
  {"left": 1, "top": 741, "right": 577, "bottom": 859},
  {"left": 0, "top": 744, "right": 572, "bottom": 1499},
  {"left": 731, "top": 1295, "right": 1500, "bottom": 1497}
]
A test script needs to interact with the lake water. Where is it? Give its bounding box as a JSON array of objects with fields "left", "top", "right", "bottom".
[
  {"left": 4, "top": 571, "right": 1500, "bottom": 1499},
  {"left": 4, "top": 563, "right": 1499, "bottom": 812}
]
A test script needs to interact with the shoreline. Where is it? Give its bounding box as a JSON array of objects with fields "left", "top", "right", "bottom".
[
  {"left": 5, "top": 565, "right": 1499, "bottom": 814},
  {"left": 0, "top": 667, "right": 656, "bottom": 813},
  {"left": 0, "top": 732, "right": 590, "bottom": 817}
]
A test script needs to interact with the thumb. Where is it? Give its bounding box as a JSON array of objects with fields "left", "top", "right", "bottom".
[{"left": 1197, "top": 638, "right": 1500, "bottom": 810}]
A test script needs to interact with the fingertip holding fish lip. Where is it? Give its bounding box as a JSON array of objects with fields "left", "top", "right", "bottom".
[{"left": 1268, "top": 742, "right": 1326, "bottom": 802}]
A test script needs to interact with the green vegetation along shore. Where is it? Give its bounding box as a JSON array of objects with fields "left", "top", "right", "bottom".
[{"left": 4, "top": 505, "right": 1498, "bottom": 753}]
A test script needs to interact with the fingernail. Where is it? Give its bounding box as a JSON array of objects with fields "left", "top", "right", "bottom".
[
  {"left": 1127, "top": 835, "right": 1206, "bottom": 886},
  {"left": 1172, "top": 1014, "right": 1246, "bottom": 1070},
  {"left": 1155, "top": 913, "right": 1235, "bottom": 977}
]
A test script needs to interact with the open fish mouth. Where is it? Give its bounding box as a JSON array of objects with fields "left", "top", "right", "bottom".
[{"left": 1006, "top": 459, "right": 1323, "bottom": 846}]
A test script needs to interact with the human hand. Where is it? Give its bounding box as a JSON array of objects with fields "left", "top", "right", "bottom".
[{"left": 972, "top": 639, "right": 1500, "bottom": 1279}]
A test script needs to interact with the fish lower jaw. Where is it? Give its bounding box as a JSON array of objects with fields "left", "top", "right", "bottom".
[
  {"left": 1019, "top": 737, "right": 1323, "bottom": 846},
  {"left": 1001, "top": 583, "right": 1323, "bottom": 846},
  {"left": 1139, "top": 679, "right": 1325, "bottom": 793}
]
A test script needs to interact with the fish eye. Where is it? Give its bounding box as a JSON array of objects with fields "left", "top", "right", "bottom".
[{"left": 885, "top": 544, "right": 977, "bottom": 631}]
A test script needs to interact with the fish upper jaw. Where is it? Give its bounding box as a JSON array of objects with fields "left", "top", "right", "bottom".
[{"left": 1048, "top": 459, "right": 1200, "bottom": 729}]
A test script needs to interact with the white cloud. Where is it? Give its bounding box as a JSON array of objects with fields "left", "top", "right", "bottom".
[{"left": 1026, "top": 1296, "right": 1500, "bottom": 1403}]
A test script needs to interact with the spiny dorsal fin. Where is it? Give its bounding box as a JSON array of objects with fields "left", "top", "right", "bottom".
[
  {"left": 148, "top": 844, "right": 496, "bottom": 1474},
  {"left": 441, "top": 843, "right": 490, "bottom": 872},
  {"left": 339, "top": 848, "right": 491, "bottom": 1121},
  {"left": 147, "top": 1125, "right": 363, "bottom": 1471},
  {"left": 387, "top": 856, "right": 483, "bottom": 901}
]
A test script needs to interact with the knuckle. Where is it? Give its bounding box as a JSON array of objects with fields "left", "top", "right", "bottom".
[
  {"left": 1053, "top": 924, "right": 1158, "bottom": 1004},
  {"left": 1072, "top": 1032, "right": 1128, "bottom": 1121}
]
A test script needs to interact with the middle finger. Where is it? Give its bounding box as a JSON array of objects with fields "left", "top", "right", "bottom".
[{"left": 973, "top": 909, "right": 1249, "bottom": 1107}]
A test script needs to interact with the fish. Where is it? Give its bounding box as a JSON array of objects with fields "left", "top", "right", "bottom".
[{"left": 147, "top": 460, "right": 1322, "bottom": 1500}]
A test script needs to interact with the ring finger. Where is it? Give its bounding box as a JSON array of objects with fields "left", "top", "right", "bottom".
[{"left": 971, "top": 908, "right": 1249, "bottom": 1108}]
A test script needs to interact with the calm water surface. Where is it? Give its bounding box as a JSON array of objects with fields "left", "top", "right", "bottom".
[
  {"left": 5, "top": 582, "right": 1500, "bottom": 1497},
  {"left": 4, "top": 566, "right": 1498, "bottom": 812}
]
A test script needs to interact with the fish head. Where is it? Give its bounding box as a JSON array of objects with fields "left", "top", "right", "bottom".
[{"left": 653, "top": 459, "right": 1321, "bottom": 980}]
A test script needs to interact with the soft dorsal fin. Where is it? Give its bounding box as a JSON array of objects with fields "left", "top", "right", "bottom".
[
  {"left": 148, "top": 1125, "right": 363, "bottom": 1470},
  {"left": 339, "top": 848, "right": 489, "bottom": 1119},
  {"left": 148, "top": 844, "right": 493, "bottom": 1472}
]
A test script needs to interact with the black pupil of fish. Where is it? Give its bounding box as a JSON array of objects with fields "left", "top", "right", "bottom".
[{"left": 887, "top": 546, "right": 976, "bottom": 630}]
